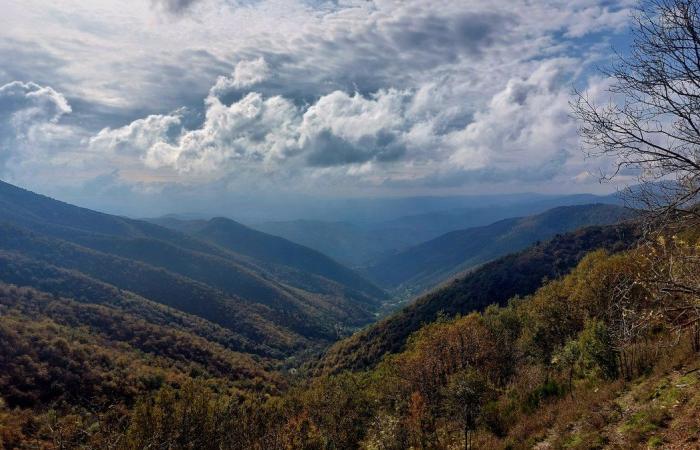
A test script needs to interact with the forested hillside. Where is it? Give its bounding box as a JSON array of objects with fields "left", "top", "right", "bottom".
[
  {"left": 0, "top": 180, "right": 391, "bottom": 373},
  {"left": 3, "top": 216, "right": 697, "bottom": 449},
  {"left": 365, "top": 204, "right": 634, "bottom": 293},
  {"left": 317, "top": 223, "right": 640, "bottom": 374},
  {"left": 150, "top": 216, "right": 384, "bottom": 304},
  {"left": 2, "top": 183, "right": 698, "bottom": 449}
]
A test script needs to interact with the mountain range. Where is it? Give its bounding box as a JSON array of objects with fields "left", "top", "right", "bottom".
[
  {"left": 0, "top": 180, "right": 386, "bottom": 363},
  {"left": 4, "top": 179, "right": 677, "bottom": 450},
  {"left": 251, "top": 193, "right": 623, "bottom": 267},
  {"left": 364, "top": 203, "right": 635, "bottom": 294}
]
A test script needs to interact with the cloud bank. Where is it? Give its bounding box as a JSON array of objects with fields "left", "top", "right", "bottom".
[{"left": 0, "top": 0, "right": 638, "bottom": 213}]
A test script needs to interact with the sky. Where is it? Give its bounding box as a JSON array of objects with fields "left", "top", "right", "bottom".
[{"left": 0, "top": 0, "right": 639, "bottom": 217}]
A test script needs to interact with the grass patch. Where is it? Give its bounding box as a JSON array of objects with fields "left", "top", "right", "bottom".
[
  {"left": 561, "top": 431, "right": 605, "bottom": 449},
  {"left": 647, "top": 435, "right": 664, "bottom": 448},
  {"left": 620, "top": 406, "right": 669, "bottom": 444}
]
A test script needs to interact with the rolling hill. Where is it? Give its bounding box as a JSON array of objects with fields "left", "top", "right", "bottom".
[
  {"left": 364, "top": 203, "right": 634, "bottom": 293},
  {"left": 0, "top": 281, "right": 284, "bottom": 410}
]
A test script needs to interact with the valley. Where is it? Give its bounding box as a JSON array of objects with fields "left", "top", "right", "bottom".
[{"left": 0, "top": 177, "right": 698, "bottom": 450}]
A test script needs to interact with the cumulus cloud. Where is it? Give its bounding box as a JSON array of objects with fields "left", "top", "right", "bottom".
[
  {"left": 122, "top": 88, "right": 414, "bottom": 175},
  {"left": 142, "top": 93, "right": 300, "bottom": 173},
  {"left": 447, "top": 59, "right": 580, "bottom": 174},
  {"left": 86, "top": 54, "right": 619, "bottom": 191},
  {"left": 89, "top": 113, "right": 183, "bottom": 156},
  {"left": 300, "top": 90, "right": 411, "bottom": 166},
  {"left": 1, "top": 0, "right": 639, "bottom": 202},
  {"left": 0, "top": 81, "right": 73, "bottom": 172},
  {"left": 209, "top": 58, "right": 271, "bottom": 97},
  {"left": 0, "top": 81, "right": 71, "bottom": 125}
]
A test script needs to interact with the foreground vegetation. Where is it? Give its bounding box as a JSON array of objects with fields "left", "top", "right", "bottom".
[
  {"left": 317, "top": 223, "right": 640, "bottom": 374},
  {"left": 1, "top": 223, "right": 698, "bottom": 449}
]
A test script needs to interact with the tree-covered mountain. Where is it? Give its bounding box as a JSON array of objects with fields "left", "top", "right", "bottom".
[
  {"left": 0, "top": 282, "right": 284, "bottom": 408},
  {"left": 4, "top": 184, "right": 699, "bottom": 450},
  {"left": 316, "top": 222, "right": 640, "bottom": 374},
  {"left": 364, "top": 204, "right": 635, "bottom": 293},
  {"left": 8, "top": 217, "right": 700, "bottom": 450},
  {"left": 149, "top": 216, "right": 385, "bottom": 305},
  {"left": 0, "top": 180, "right": 385, "bottom": 355}
]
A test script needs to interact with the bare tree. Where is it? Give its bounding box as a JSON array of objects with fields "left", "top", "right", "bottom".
[
  {"left": 573, "top": 0, "right": 700, "bottom": 341},
  {"left": 573, "top": 0, "right": 700, "bottom": 229}
]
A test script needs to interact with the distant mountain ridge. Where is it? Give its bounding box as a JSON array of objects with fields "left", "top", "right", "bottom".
[
  {"left": 251, "top": 193, "right": 623, "bottom": 266},
  {"left": 375, "top": 193, "right": 623, "bottom": 242},
  {"left": 244, "top": 219, "right": 414, "bottom": 268},
  {"left": 364, "top": 203, "right": 635, "bottom": 293}
]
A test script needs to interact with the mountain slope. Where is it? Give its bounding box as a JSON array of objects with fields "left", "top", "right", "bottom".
[
  {"left": 0, "top": 180, "right": 384, "bottom": 356},
  {"left": 365, "top": 204, "right": 634, "bottom": 292},
  {"left": 0, "top": 228, "right": 307, "bottom": 353},
  {"left": 0, "top": 250, "right": 286, "bottom": 357},
  {"left": 315, "top": 223, "right": 640, "bottom": 374},
  {"left": 375, "top": 193, "right": 623, "bottom": 243},
  {"left": 0, "top": 278, "right": 294, "bottom": 450},
  {"left": 151, "top": 216, "right": 385, "bottom": 305}
]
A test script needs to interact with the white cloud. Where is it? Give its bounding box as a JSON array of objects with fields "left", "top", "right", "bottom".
[
  {"left": 89, "top": 112, "right": 183, "bottom": 155},
  {"left": 448, "top": 59, "right": 580, "bottom": 172},
  {"left": 143, "top": 92, "right": 300, "bottom": 174},
  {"left": 49, "top": 54, "right": 625, "bottom": 192},
  {"left": 299, "top": 89, "right": 411, "bottom": 166},
  {"left": 209, "top": 58, "right": 271, "bottom": 97},
  {"left": 0, "top": 81, "right": 71, "bottom": 125},
  {"left": 0, "top": 0, "right": 638, "bottom": 200},
  {"left": 126, "top": 88, "right": 413, "bottom": 175},
  {"left": 0, "top": 81, "right": 74, "bottom": 172}
]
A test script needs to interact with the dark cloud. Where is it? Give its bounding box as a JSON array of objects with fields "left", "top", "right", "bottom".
[
  {"left": 0, "top": 39, "right": 225, "bottom": 132},
  {"left": 206, "top": 11, "right": 513, "bottom": 107},
  {"left": 305, "top": 129, "right": 406, "bottom": 167},
  {"left": 0, "top": 39, "right": 72, "bottom": 89},
  {"left": 386, "top": 11, "right": 511, "bottom": 59},
  {"left": 107, "top": 48, "right": 232, "bottom": 115},
  {"left": 151, "top": 0, "right": 202, "bottom": 15}
]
